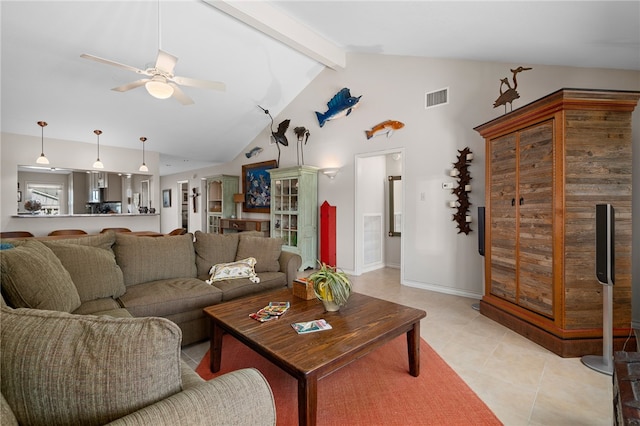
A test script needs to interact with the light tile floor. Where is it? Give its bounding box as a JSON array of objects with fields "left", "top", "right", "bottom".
[{"left": 182, "top": 267, "right": 619, "bottom": 425}]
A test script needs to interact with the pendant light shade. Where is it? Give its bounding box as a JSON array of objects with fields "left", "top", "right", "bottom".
[
  {"left": 139, "top": 137, "right": 149, "bottom": 172},
  {"left": 93, "top": 129, "right": 104, "bottom": 169},
  {"left": 36, "top": 121, "right": 49, "bottom": 164}
]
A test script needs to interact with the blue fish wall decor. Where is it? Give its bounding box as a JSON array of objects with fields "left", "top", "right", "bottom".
[
  {"left": 245, "top": 146, "right": 263, "bottom": 158},
  {"left": 315, "top": 88, "right": 362, "bottom": 128}
]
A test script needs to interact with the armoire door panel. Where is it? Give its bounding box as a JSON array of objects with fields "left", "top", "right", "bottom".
[
  {"left": 489, "top": 133, "right": 517, "bottom": 302},
  {"left": 517, "top": 121, "right": 554, "bottom": 316}
]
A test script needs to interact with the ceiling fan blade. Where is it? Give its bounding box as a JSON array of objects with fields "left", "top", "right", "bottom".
[
  {"left": 80, "top": 53, "right": 149, "bottom": 76},
  {"left": 155, "top": 50, "right": 178, "bottom": 74},
  {"left": 172, "top": 75, "right": 226, "bottom": 91},
  {"left": 111, "top": 79, "right": 149, "bottom": 92},
  {"left": 169, "top": 83, "right": 194, "bottom": 105}
]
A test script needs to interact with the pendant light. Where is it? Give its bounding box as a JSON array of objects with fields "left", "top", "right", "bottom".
[
  {"left": 36, "top": 121, "right": 49, "bottom": 164},
  {"left": 139, "top": 137, "right": 149, "bottom": 172},
  {"left": 93, "top": 129, "right": 104, "bottom": 169}
]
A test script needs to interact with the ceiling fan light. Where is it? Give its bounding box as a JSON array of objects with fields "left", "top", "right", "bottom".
[{"left": 145, "top": 77, "right": 174, "bottom": 99}]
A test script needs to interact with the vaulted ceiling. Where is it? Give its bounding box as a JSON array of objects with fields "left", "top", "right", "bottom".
[{"left": 2, "top": 1, "right": 638, "bottom": 175}]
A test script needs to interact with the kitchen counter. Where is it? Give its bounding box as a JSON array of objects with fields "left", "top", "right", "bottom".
[{"left": 12, "top": 213, "right": 159, "bottom": 218}]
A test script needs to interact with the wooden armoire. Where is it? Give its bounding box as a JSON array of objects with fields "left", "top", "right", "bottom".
[{"left": 474, "top": 89, "right": 639, "bottom": 357}]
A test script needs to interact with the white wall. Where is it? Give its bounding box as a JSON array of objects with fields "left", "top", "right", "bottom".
[
  {"left": 156, "top": 54, "right": 639, "bottom": 298},
  {"left": 1, "top": 133, "right": 161, "bottom": 235}
]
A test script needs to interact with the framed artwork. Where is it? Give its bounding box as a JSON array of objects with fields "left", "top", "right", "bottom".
[
  {"left": 182, "top": 191, "right": 188, "bottom": 204},
  {"left": 162, "top": 189, "right": 171, "bottom": 208},
  {"left": 242, "top": 160, "right": 277, "bottom": 213}
]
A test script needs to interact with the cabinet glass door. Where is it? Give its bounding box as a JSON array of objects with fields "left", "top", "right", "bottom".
[{"left": 273, "top": 178, "right": 299, "bottom": 247}]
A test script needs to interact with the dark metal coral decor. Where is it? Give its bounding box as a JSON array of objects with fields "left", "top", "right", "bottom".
[{"left": 452, "top": 147, "right": 473, "bottom": 235}]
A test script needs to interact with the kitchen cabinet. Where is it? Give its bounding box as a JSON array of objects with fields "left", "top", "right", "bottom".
[
  {"left": 87, "top": 172, "right": 122, "bottom": 202},
  {"left": 474, "top": 88, "right": 639, "bottom": 357}
]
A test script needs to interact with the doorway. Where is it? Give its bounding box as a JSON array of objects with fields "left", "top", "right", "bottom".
[
  {"left": 178, "top": 181, "right": 189, "bottom": 231},
  {"left": 354, "top": 149, "right": 404, "bottom": 277}
]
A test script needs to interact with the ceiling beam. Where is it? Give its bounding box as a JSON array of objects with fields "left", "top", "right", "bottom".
[{"left": 203, "top": 0, "right": 346, "bottom": 70}]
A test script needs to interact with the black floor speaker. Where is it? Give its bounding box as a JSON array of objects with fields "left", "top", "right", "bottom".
[
  {"left": 582, "top": 203, "right": 615, "bottom": 375},
  {"left": 477, "top": 207, "right": 485, "bottom": 256}
]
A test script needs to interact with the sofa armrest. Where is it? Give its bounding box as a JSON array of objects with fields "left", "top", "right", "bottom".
[
  {"left": 106, "top": 368, "right": 275, "bottom": 426},
  {"left": 279, "top": 251, "right": 302, "bottom": 287}
]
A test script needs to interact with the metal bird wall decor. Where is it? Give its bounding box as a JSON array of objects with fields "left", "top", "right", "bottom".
[
  {"left": 293, "top": 126, "right": 310, "bottom": 166},
  {"left": 258, "top": 105, "right": 289, "bottom": 167},
  {"left": 493, "top": 66, "right": 532, "bottom": 113}
]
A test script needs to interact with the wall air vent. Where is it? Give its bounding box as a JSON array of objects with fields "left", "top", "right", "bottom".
[{"left": 425, "top": 87, "right": 449, "bottom": 109}]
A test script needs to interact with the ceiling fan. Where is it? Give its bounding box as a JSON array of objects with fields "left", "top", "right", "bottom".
[{"left": 80, "top": 49, "right": 226, "bottom": 105}]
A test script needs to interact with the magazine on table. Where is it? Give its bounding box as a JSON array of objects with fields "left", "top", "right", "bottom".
[{"left": 291, "top": 319, "right": 332, "bottom": 334}]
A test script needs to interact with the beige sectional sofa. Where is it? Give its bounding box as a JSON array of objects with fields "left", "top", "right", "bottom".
[{"left": 0, "top": 229, "right": 301, "bottom": 425}]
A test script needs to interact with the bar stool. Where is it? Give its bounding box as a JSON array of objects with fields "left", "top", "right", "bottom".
[
  {"left": 167, "top": 228, "right": 187, "bottom": 236},
  {"left": 100, "top": 228, "right": 131, "bottom": 233},
  {"left": 48, "top": 229, "right": 88, "bottom": 236},
  {"left": 0, "top": 231, "right": 34, "bottom": 238}
]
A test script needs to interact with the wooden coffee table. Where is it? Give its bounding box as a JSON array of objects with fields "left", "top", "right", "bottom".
[{"left": 203, "top": 288, "right": 426, "bottom": 426}]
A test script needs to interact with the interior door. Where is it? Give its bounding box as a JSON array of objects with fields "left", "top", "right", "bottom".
[
  {"left": 489, "top": 133, "right": 518, "bottom": 303},
  {"left": 517, "top": 121, "right": 554, "bottom": 317}
]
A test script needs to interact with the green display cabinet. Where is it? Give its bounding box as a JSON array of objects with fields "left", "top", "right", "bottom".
[
  {"left": 267, "top": 166, "right": 318, "bottom": 271},
  {"left": 206, "top": 175, "right": 239, "bottom": 234}
]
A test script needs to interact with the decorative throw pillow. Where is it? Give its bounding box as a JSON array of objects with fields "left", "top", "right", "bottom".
[
  {"left": 43, "top": 241, "right": 126, "bottom": 301},
  {"left": 236, "top": 236, "right": 282, "bottom": 273},
  {"left": 0, "top": 240, "right": 81, "bottom": 312},
  {"left": 193, "top": 231, "right": 240, "bottom": 277},
  {"left": 206, "top": 257, "right": 260, "bottom": 284},
  {"left": 0, "top": 307, "right": 182, "bottom": 426}
]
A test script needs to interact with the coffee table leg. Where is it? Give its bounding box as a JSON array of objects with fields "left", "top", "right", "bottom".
[
  {"left": 298, "top": 375, "right": 318, "bottom": 426},
  {"left": 210, "top": 321, "right": 223, "bottom": 373},
  {"left": 407, "top": 321, "right": 420, "bottom": 377}
]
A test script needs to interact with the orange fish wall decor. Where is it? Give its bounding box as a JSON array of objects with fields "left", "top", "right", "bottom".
[{"left": 365, "top": 120, "right": 405, "bottom": 140}]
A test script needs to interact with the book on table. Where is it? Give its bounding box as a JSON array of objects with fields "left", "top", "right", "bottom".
[
  {"left": 249, "top": 301, "right": 290, "bottom": 322},
  {"left": 291, "top": 319, "right": 332, "bottom": 334}
]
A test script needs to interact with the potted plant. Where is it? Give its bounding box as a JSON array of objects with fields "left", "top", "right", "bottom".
[{"left": 308, "top": 261, "right": 352, "bottom": 312}]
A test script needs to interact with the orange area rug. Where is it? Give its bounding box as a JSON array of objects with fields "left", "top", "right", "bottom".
[
  {"left": 196, "top": 335, "right": 502, "bottom": 426},
  {"left": 196, "top": 334, "right": 502, "bottom": 425}
]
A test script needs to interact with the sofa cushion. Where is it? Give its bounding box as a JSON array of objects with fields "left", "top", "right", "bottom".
[
  {"left": 45, "top": 230, "right": 117, "bottom": 251},
  {"left": 118, "top": 277, "right": 223, "bottom": 318},
  {"left": 236, "top": 236, "right": 282, "bottom": 273},
  {"left": 72, "top": 297, "right": 123, "bottom": 315},
  {"left": 193, "top": 231, "right": 239, "bottom": 277},
  {"left": 43, "top": 241, "right": 126, "bottom": 301},
  {"left": 0, "top": 307, "right": 182, "bottom": 426},
  {"left": 211, "top": 272, "right": 286, "bottom": 301},
  {"left": 206, "top": 257, "right": 259, "bottom": 284},
  {"left": 0, "top": 240, "right": 81, "bottom": 312},
  {"left": 114, "top": 233, "right": 197, "bottom": 286}
]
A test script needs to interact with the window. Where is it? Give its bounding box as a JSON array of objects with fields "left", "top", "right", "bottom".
[{"left": 25, "top": 182, "right": 63, "bottom": 215}]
